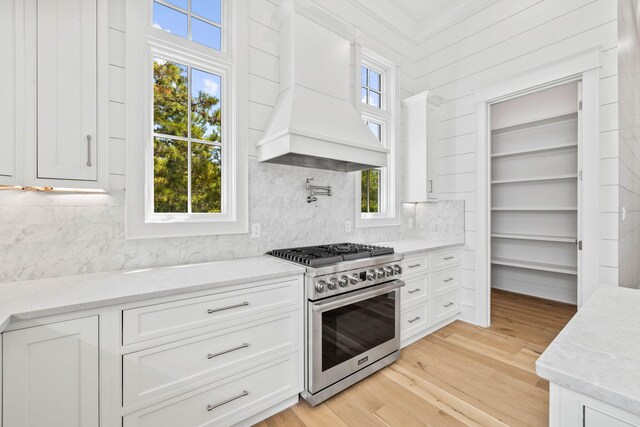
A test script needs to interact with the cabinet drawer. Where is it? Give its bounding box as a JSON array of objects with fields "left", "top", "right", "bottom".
[
  {"left": 401, "top": 302, "right": 429, "bottom": 339},
  {"left": 401, "top": 275, "right": 428, "bottom": 306},
  {"left": 430, "top": 249, "right": 460, "bottom": 270},
  {"left": 432, "top": 291, "right": 460, "bottom": 323},
  {"left": 122, "top": 279, "right": 300, "bottom": 345},
  {"left": 123, "top": 356, "right": 300, "bottom": 427},
  {"left": 432, "top": 268, "right": 459, "bottom": 296},
  {"left": 122, "top": 312, "right": 299, "bottom": 407},
  {"left": 401, "top": 255, "right": 428, "bottom": 277}
]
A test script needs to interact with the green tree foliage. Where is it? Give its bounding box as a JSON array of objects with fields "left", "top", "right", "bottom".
[
  {"left": 153, "top": 59, "right": 222, "bottom": 214},
  {"left": 361, "top": 169, "right": 380, "bottom": 213}
]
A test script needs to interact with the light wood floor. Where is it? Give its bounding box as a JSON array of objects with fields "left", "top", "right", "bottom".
[{"left": 257, "top": 289, "right": 576, "bottom": 427}]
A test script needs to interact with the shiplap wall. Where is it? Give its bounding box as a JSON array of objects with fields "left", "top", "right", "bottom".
[
  {"left": 106, "top": 0, "right": 417, "bottom": 186},
  {"left": 414, "top": 0, "right": 619, "bottom": 322},
  {"left": 617, "top": 0, "right": 640, "bottom": 289}
]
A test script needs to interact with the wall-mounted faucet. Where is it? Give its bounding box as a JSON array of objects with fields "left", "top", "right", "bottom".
[{"left": 306, "top": 178, "right": 332, "bottom": 203}]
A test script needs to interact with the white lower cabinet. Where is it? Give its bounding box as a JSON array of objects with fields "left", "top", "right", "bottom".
[
  {"left": 2, "top": 316, "right": 99, "bottom": 427},
  {"left": 550, "top": 383, "right": 640, "bottom": 427},
  {"left": 0, "top": 275, "right": 304, "bottom": 427},
  {"left": 400, "top": 247, "right": 461, "bottom": 347},
  {"left": 123, "top": 355, "right": 300, "bottom": 427}
]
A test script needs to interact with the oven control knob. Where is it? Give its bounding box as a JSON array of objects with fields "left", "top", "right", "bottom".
[
  {"left": 315, "top": 280, "right": 327, "bottom": 293},
  {"left": 384, "top": 266, "right": 394, "bottom": 276},
  {"left": 366, "top": 269, "right": 376, "bottom": 281},
  {"left": 328, "top": 277, "right": 339, "bottom": 290},
  {"left": 393, "top": 264, "right": 402, "bottom": 275},
  {"left": 350, "top": 274, "right": 360, "bottom": 285},
  {"left": 377, "top": 267, "right": 386, "bottom": 278},
  {"left": 338, "top": 275, "right": 349, "bottom": 287}
]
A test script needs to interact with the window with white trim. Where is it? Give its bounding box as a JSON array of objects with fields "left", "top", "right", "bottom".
[
  {"left": 356, "top": 51, "right": 398, "bottom": 227},
  {"left": 125, "top": 0, "right": 248, "bottom": 238}
]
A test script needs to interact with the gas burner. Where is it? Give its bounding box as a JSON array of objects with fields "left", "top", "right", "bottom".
[{"left": 267, "top": 242, "right": 394, "bottom": 267}]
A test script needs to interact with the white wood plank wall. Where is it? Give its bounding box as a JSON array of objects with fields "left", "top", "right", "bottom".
[
  {"left": 617, "top": 0, "right": 640, "bottom": 289},
  {"left": 106, "top": 0, "right": 418, "bottom": 195},
  {"left": 414, "top": 0, "right": 620, "bottom": 322}
]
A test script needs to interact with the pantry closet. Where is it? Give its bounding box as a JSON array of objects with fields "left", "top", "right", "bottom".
[{"left": 489, "top": 82, "right": 581, "bottom": 305}]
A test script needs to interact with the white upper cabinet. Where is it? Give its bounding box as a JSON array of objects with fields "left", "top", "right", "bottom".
[
  {"left": 0, "top": 0, "right": 17, "bottom": 184},
  {"left": 0, "top": 0, "right": 108, "bottom": 190},
  {"left": 402, "top": 91, "right": 442, "bottom": 202},
  {"left": 36, "top": 0, "right": 98, "bottom": 181}
]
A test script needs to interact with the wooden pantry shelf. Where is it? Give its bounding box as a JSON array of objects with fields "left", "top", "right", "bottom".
[
  {"left": 491, "top": 207, "right": 578, "bottom": 211},
  {"left": 491, "top": 257, "right": 577, "bottom": 275},
  {"left": 491, "top": 174, "right": 577, "bottom": 185},
  {"left": 491, "top": 142, "right": 577, "bottom": 158},
  {"left": 491, "top": 233, "right": 576, "bottom": 243},
  {"left": 491, "top": 112, "right": 578, "bottom": 134}
]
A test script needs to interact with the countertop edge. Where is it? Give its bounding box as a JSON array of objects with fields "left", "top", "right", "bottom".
[
  {"left": 536, "top": 359, "right": 640, "bottom": 416},
  {"left": 0, "top": 257, "right": 306, "bottom": 333}
]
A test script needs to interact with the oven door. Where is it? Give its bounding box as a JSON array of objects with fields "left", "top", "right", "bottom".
[{"left": 308, "top": 280, "right": 403, "bottom": 394}]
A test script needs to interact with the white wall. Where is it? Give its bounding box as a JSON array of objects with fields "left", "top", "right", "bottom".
[
  {"left": 0, "top": 0, "right": 463, "bottom": 284},
  {"left": 414, "top": 0, "right": 619, "bottom": 322},
  {"left": 617, "top": 0, "right": 640, "bottom": 288}
]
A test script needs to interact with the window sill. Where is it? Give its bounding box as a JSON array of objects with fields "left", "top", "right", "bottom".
[{"left": 125, "top": 214, "right": 248, "bottom": 239}]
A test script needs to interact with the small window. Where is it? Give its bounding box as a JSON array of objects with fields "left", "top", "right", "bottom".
[
  {"left": 361, "top": 120, "right": 382, "bottom": 214},
  {"left": 361, "top": 65, "right": 382, "bottom": 108},
  {"left": 153, "top": 57, "right": 223, "bottom": 214},
  {"left": 152, "top": 0, "right": 222, "bottom": 50}
]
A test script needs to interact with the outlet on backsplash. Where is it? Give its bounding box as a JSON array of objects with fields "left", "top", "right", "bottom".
[{"left": 251, "top": 223, "right": 261, "bottom": 238}]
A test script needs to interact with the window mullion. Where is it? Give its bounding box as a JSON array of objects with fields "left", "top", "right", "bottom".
[{"left": 187, "top": 66, "right": 193, "bottom": 214}]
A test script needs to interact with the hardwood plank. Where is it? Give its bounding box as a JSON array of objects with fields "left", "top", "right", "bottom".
[{"left": 260, "top": 290, "right": 576, "bottom": 426}]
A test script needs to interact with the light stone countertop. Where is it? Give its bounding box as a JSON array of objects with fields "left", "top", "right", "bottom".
[
  {"left": 0, "top": 256, "right": 305, "bottom": 333},
  {"left": 376, "top": 238, "right": 464, "bottom": 256},
  {"left": 536, "top": 286, "right": 640, "bottom": 416}
]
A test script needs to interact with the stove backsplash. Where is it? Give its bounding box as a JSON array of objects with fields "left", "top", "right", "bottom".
[{"left": 0, "top": 158, "right": 464, "bottom": 283}]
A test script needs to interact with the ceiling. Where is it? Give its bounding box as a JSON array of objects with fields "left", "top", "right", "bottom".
[{"left": 348, "top": 0, "right": 497, "bottom": 42}]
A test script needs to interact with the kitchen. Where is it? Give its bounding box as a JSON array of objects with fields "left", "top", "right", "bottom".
[{"left": 0, "top": 0, "right": 639, "bottom": 426}]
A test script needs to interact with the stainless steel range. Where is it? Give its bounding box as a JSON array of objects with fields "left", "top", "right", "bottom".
[{"left": 267, "top": 243, "right": 404, "bottom": 406}]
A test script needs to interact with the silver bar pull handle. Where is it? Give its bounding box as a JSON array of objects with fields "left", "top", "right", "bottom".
[
  {"left": 444, "top": 302, "right": 454, "bottom": 308},
  {"left": 207, "top": 390, "right": 249, "bottom": 411},
  {"left": 86, "top": 135, "right": 92, "bottom": 167},
  {"left": 207, "top": 343, "right": 249, "bottom": 359},
  {"left": 207, "top": 301, "right": 249, "bottom": 314},
  {"left": 428, "top": 180, "right": 433, "bottom": 193},
  {"left": 408, "top": 264, "right": 421, "bottom": 269},
  {"left": 443, "top": 256, "right": 454, "bottom": 261},
  {"left": 444, "top": 278, "right": 454, "bottom": 283},
  {"left": 408, "top": 316, "right": 421, "bottom": 323},
  {"left": 408, "top": 288, "right": 421, "bottom": 294}
]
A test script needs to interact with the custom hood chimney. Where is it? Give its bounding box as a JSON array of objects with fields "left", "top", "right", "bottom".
[{"left": 256, "top": 0, "right": 388, "bottom": 172}]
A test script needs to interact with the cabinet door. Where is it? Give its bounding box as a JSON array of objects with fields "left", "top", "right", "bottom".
[
  {"left": 36, "top": 0, "right": 98, "bottom": 181},
  {"left": 426, "top": 100, "right": 438, "bottom": 199},
  {"left": 584, "top": 407, "right": 635, "bottom": 427},
  {"left": 3, "top": 316, "right": 99, "bottom": 427},
  {"left": 0, "top": 0, "right": 16, "bottom": 183}
]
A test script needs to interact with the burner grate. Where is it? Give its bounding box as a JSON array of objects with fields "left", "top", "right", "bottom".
[{"left": 267, "top": 243, "right": 394, "bottom": 267}]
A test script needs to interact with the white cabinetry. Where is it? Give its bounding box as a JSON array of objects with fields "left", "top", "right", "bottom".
[
  {"left": 35, "top": 0, "right": 98, "bottom": 181},
  {"left": 550, "top": 383, "right": 640, "bottom": 427},
  {"left": 2, "top": 316, "right": 99, "bottom": 427},
  {"left": 0, "top": 275, "right": 304, "bottom": 427},
  {"left": 118, "top": 276, "right": 303, "bottom": 427},
  {"left": 402, "top": 91, "right": 442, "bottom": 202},
  {"left": 1, "top": 0, "right": 108, "bottom": 190},
  {"left": 400, "top": 247, "right": 461, "bottom": 347}
]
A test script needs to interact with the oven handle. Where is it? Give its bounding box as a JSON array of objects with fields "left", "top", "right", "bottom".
[{"left": 311, "top": 280, "right": 404, "bottom": 313}]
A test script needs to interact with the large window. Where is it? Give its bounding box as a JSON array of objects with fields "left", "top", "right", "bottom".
[
  {"left": 357, "top": 51, "right": 398, "bottom": 227},
  {"left": 153, "top": 57, "right": 223, "bottom": 214},
  {"left": 125, "top": 0, "right": 248, "bottom": 238}
]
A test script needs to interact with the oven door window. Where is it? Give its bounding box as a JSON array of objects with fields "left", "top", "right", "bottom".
[{"left": 321, "top": 291, "right": 396, "bottom": 372}]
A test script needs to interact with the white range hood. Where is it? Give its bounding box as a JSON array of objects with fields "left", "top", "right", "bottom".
[{"left": 256, "top": 0, "right": 388, "bottom": 172}]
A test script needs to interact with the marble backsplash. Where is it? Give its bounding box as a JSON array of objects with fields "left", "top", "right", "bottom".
[{"left": 0, "top": 158, "right": 464, "bottom": 283}]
